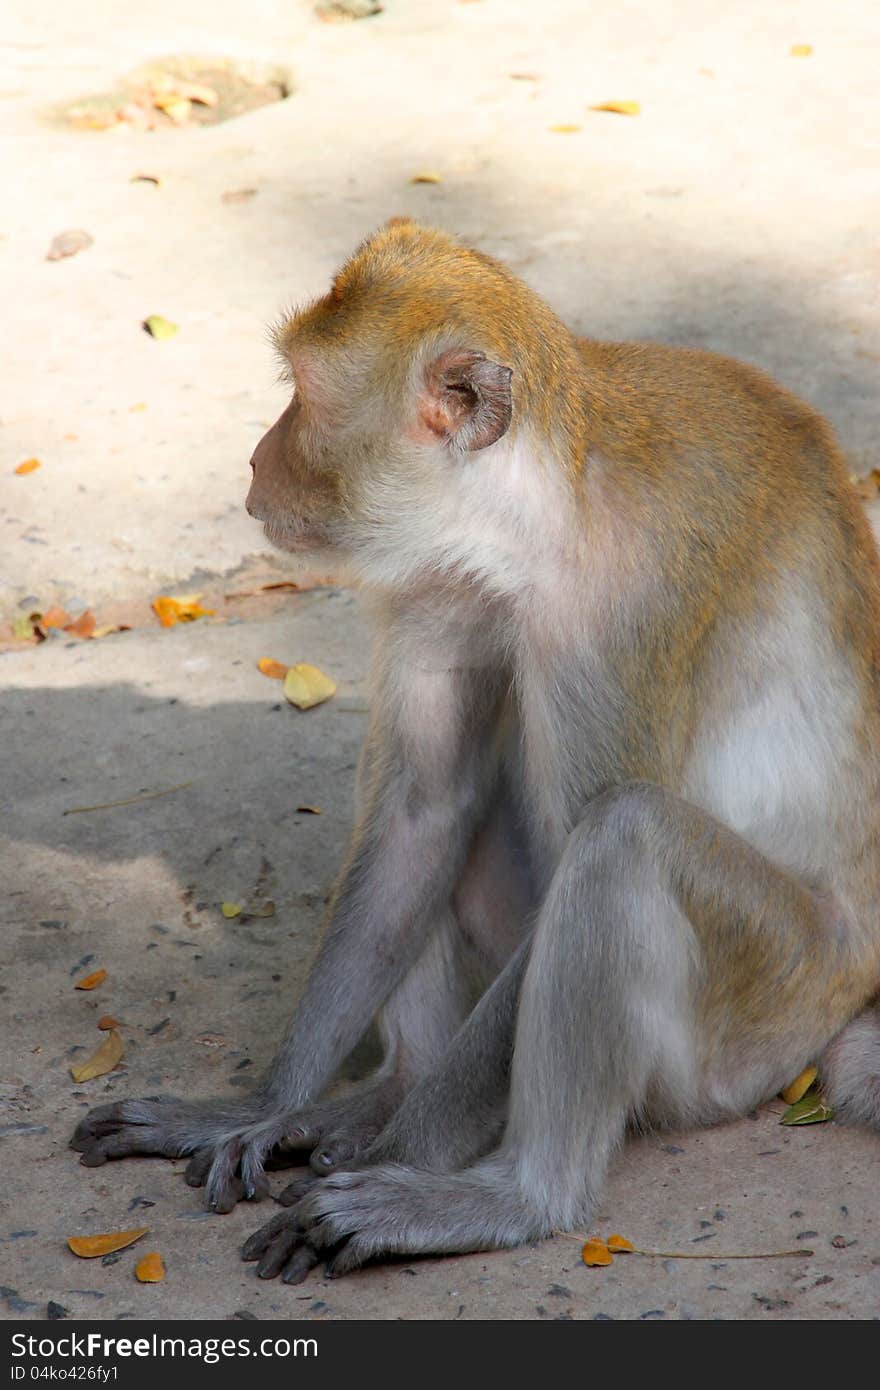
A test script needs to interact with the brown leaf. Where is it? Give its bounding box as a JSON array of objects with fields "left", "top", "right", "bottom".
[
  {"left": 296, "top": 805, "right": 322, "bottom": 814},
  {"left": 581, "top": 1237, "right": 613, "bottom": 1266},
  {"left": 64, "top": 611, "right": 97, "bottom": 639},
  {"left": 97, "top": 1015, "right": 121, "bottom": 1030},
  {"left": 130, "top": 174, "right": 161, "bottom": 186},
  {"left": 14, "top": 458, "right": 42, "bottom": 475},
  {"left": 41, "top": 606, "right": 72, "bottom": 629},
  {"left": 68, "top": 1228, "right": 149, "bottom": 1258},
  {"left": 410, "top": 171, "right": 443, "bottom": 184},
  {"left": 75, "top": 968, "right": 107, "bottom": 991},
  {"left": 135, "top": 1251, "right": 165, "bottom": 1282},
  {"left": 589, "top": 100, "right": 640, "bottom": 116},
  {"left": 47, "top": 230, "right": 94, "bottom": 261},
  {"left": 70, "top": 1028, "right": 123, "bottom": 1082},
  {"left": 257, "top": 657, "right": 289, "bottom": 679}
]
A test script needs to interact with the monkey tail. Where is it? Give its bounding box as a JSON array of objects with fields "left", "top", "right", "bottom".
[{"left": 820, "top": 1001, "right": 880, "bottom": 1129}]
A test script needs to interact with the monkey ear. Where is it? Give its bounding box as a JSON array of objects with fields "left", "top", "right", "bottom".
[{"left": 418, "top": 350, "right": 513, "bottom": 452}]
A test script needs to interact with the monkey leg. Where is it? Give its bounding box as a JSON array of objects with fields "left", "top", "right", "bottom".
[
  {"left": 275, "top": 783, "right": 535, "bottom": 1191},
  {"left": 288, "top": 784, "right": 869, "bottom": 1272}
]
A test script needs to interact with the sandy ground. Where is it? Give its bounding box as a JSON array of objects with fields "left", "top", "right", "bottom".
[{"left": 2, "top": 0, "right": 879, "bottom": 1321}]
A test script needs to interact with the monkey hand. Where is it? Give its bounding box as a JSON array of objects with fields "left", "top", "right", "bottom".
[{"left": 70, "top": 1095, "right": 298, "bottom": 1213}]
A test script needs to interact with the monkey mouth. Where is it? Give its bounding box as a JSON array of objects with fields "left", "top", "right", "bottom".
[{"left": 262, "top": 520, "right": 334, "bottom": 554}]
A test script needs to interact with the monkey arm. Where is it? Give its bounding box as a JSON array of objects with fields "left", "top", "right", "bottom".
[{"left": 71, "top": 630, "right": 507, "bottom": 1211}]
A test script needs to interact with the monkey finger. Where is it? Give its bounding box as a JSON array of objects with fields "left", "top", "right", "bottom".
[
  {"left": 241, "top": 1209, "right": 299, "bottom": 1261},
  {"left": 324, "top": 1239, "right": 367, "bottom": 1279},
  {"left": 309, "top": 1137, "right": 360, "bottom": 1174},
  {"left": 277, "top": 1172, "right": 321, "bottom": 1206},
  {"left": 281, "top": 1245, "right": 320, "bottom": 1285},
  {"left": 76, "top": 1129, "right": 167, "bottom": 1165},
  {"left": 185, "top": 1149, "right": 213, "bottom": 1187}
]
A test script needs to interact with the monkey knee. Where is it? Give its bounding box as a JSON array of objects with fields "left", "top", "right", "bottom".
[{"left": 558, "top": 782, "right": 668, "bottom": 885}]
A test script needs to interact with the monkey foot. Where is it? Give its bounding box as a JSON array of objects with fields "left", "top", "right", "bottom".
[{"left": 264, "top": 1160, "right": 546, "bottom": 1277}]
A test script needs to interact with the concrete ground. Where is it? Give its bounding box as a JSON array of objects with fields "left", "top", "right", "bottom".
[{"left": 2, "top": 0, "right": 879, "bottom": 1321}]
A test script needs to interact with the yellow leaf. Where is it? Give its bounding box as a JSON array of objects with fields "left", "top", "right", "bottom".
[
  {"left": 153, "top": 95, "right": 191, "bottom": 124},
  {"left": 780, "top": 1064, "right": 818, "bottom": 1105},
  {"left": 549, "top": 123, "right": 581, "bottom": 133},
  {"left": 607, "top": 1233, "right": 635, "bottom": 1252},
  {"left": 135, "top": 1251, "right": 165, "bottom": 1282},
  {"left": 129, "top": 402, "right": 148, "bottom": 412},
  {"left": 257, "top": 657, "right": 290, "bottom": 679},
  {"left": 151, "top": 594, "right": 214, "bottom": 627},
  {"left": 70, "top": 1028, "right": 124, "bottom": 1083},
  {"left": 283, "top": 663, "right": 337, "bottom": 710},
  {"left": 410, "top": 171, "right": 442, "bottom": 184},
  {"left": 92, "top": 624, "right": 120, "bottom": 639},
  {"left": 581, "top": 1237, "right": 613, "bottom": 1266},
  {"left": 15, "top": 458, "right": 42, "bottom": 475},
  {"left": 68, "top": 1228, "right": 149, "bottom": 1258},
  {"left": 790, "top": 44, "right": 813, "bottom": 57},
  {"left": 143, "top": 315, "right": 179, "bottom": 340},
  {"left": 75, "top": 968, "right": 107, "bottom": 991},
  {"left": 221, "top": 902, "right": 242, "bottom": 919},
  {"left": 589, "top": 100, "right": 640, "bottom": 116},
  {"left": 13, "top": 615, "right": 36, "bottom": 640}
]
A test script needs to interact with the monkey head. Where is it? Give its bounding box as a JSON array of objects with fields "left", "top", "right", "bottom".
[{"left": 246, "top": 221, "right": 579, "bottom": 592}]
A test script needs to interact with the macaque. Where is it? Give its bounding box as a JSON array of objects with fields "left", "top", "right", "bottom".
[{"left": 73, "top": 220, "right": 880, "bottom": 1282}]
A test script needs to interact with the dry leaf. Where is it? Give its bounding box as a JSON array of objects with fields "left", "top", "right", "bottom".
[
  {"left": 130, "top": 174, "right": 161, "bottom": 186},
  {"left": 15, "top": 458, "right": 41, "bottom": 475},
  {"left": 781, "top": 1086, "right": 833, "bottom": 1126},
  {"left": 510, "top": 72, "right": 538, "bottom": 81},
  {"left": 97, "top": 1015, "right": 121, "bottom": 1030},
  {"left": 780, "top": 1064, "right": 818, "bottom": 1105},
  {"left": 222, "top": 188, "right": 258, "bottom": 204},
  {"left": 316, "top": 0, "right": 383, "bottom": 20},
  {"left": 13, "top": 615, "right": 36, "bottom": 640},
  {"left": 589, "top": 100, "right": 640, "bottom": 116},
  {"left": 75, "top": 968, "right": 107, "bottom": 991},
  {"left": 549, "top": 123, "right": 581, "bottom": 133},
  {"left": 607, "top": 1233, "right": 635, "bottom": 1252},
  {"left": 851, "top": 469, "right": 880, "bottom": 499},
  {"left": 152, "top": 594, "right": 214, "bottom": 627},
  {"left": 581, "top": 1237, "right": 613, "bottom": 1267},
  {"left": 129, "top": 402, "right": 148, "bottom": 412},
  {"left": 135, "top": 1251, "right": 165, "bottom": 1282},
  {"left": 47, "top": 230, "right": 93, "bottom": 261},
  {"left": 283, "top": 663, "right": 337, "bottom": 710},
  {"left": 221, "top": 902, "right": 242, "bottom": 919},
  {"left": 410, "top": 171, "right": 442, "bottom": 184},
  {"left": 296, "top": 805, "right": 322, "bottom": 814},
  {"left": 70, "top": 1028, "right": 123, "bottom": 1083},
  {"left": 243, "top": 901, "right": 276, "bottom": 919},
  {"left": 790, "top": 44, "right": 813, "bottom": 57},
  {"left": 153, "top": 94, "right": 191, "bottom": 124},
  {"left": 41, "top": 606, "right": 72, "bottom": 629},
  {"left": 64, "top": 610, "right": 96, "bottom": 640},
  {"left": 143, "top": 315, "right": 179, "bottom": 340},
  {"left": 257, "top": 657, "right": 290, "bottom": 679},
  {"left": 68, "top": 1228, "right": 148, "bottom": 1258}
]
